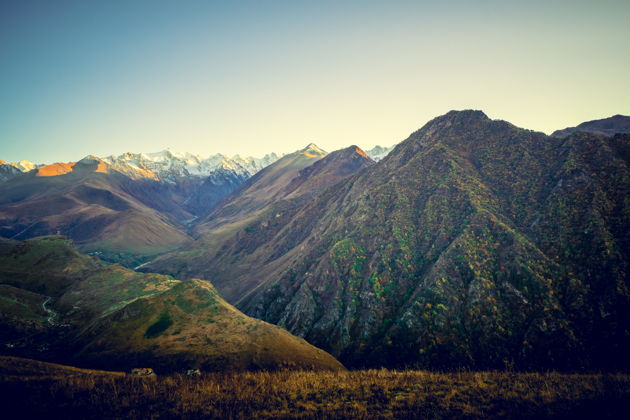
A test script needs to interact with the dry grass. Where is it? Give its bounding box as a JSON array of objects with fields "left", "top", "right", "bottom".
[{"left": 1, "top": 365, "right": 628, "bottom": 419}]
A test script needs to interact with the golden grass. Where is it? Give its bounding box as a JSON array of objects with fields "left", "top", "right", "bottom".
[{"left": 1, "top": 364, "right": 628, "bottom": 419}]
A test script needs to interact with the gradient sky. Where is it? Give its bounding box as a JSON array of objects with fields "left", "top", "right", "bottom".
[{"left": 1, "top": 0, "right": 629, "bottom": 164}]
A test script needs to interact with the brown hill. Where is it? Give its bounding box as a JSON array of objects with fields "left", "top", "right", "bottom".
[{"left": 0, "top": 156, "right": 192, "bottom": 261}]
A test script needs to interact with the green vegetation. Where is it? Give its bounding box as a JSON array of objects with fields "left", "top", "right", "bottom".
[{"left": 0, "top": 238, "right": 343, "bottom": 373}]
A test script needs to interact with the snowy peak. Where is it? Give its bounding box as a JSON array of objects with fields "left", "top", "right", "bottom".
[
  {"left": 365, "top": 145, "right": 395, "bottom": 161},
  {"left": 0, "top": 161, "right": 23, "bottom": 182},
  {"left": 77, "top": 155, "right": 103, "bottom": 165},
  {"left": 298, "top": 143, "right": 327, "bottom": 157},
  {"left": 102, "top": 149, "right": 281, "bottom": 183},
  {"left": 0, "top": 160, "right": 40, "bottom": 172}
]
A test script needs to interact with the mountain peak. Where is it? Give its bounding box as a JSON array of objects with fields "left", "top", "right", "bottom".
[
  {"left": 441, "top": 109, "right": 489, "bottom": 122},
  {"left": 365, "top": 145, "right": 395, "bottom": 161},
  {"left": 338, "top": 145, "right": 370, "bottom": 160},
  {"left": 77, "top": 155, "right": 102, "bottom": 165},
  {"left": 417, "top": 109, "right": 492, "bottom": 137},
  {"left": 299, "top": 143, "right": 327, "bottom": 157}
]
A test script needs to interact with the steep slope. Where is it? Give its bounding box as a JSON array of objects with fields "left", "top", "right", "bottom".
[
  {"left": 159, "top": 111, "right": 628, "bottom": 371},
  {"left": 194, "top": 143, "right": 328, "bottom": 235},
  {"left": 0, "top": 161, "right": 23, "bottom": 183},
  {"left": 0, "top": 236, "right": 343, "bottom": 372},
  {"left": 102, "top": 149, "right": 281, "bottom": 216},
  {"left": 181, "top": 166, "right": 249, "bottom": 217},
  {"left": 144, "top": 145, "right": 375, "bottom": 302},
  {"left": 0, "top": 157, "right": 192, "bottom": 262},
  {"left": 552, "top": 114, "right": 630, "bottom": 137}
]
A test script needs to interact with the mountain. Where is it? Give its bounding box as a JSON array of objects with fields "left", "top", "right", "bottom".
[
  {"left": 194, "top": 143, "right": 329, "bottom": 236},
  {"left": 101, "top": 149, "right": 281, "bottom": 216},
  {"left": 76, "top": 279, "right": 343, "bottom": 372},
  {"left": 0, "top": 156, "right": 193, "bottom": 263},
  {"left": 365, "top": 145, "right": 395, "bottom": 161},
  {"left": 0, "top": 236, "right": 343, "bottom": 372},
  {"left": 1, "top": 149, "right": 281, "bottom": 216},
  {"left": 150, "top": 110, "right": 629, "bottom": 371},
  {"left": 0, "top": 160, "right": 39, "bottom": 183},
  {"left": 143, "top": 144, "right": 375, "bottom": 302},
  {"left": 0, "top": 162, "right": 22, "bottom": 183},
  {"left": 101, "top": 149, "right": 279, "bottom": 183},
  {"left": 552, "top": 114, "right": 630, "bottom": 137},
  {"left": 0, "top": 149, "right": 282, "bottom": 264}
]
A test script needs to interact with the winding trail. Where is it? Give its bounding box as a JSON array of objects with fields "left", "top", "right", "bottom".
[{"left": 42, "top": 296, "right": 58, "bottom": 325}]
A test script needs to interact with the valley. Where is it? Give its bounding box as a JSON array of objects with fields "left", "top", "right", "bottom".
[
  {"left": 4, "top": 1, "right": 629, "bottom": 416},
  {"left": 0, "top": 111, "right": 629, "bottom": 417}
]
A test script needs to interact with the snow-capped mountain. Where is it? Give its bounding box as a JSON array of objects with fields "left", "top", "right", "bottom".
[
  {"left": 0, "top": 161, "right": 22, "bottom": 182},
  {"left": 98, "top": 149, "right": 282, "bottom": 216},
  {"left": 102, "top": 149, "right": 281, "bottom": 183},
  {"left": 14, "top": 160, "right": 39, "bottom": 172},
  {"left": 0, "top": 159, "right": 40, "bottom": 182},
  {"left": 365, "top": 145, "right": 394, "bottom": 161}
]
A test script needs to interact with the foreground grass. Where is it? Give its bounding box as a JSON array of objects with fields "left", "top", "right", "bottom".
[{"left": 1, "top": 364, "right": 629, "bottom": 419}]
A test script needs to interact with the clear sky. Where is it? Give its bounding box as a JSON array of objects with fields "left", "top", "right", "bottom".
[{"left": 1, "top": 0, "right": 629, "bottom": 164}]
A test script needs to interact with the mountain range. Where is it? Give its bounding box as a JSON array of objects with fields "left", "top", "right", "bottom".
[
  {"left": 1, "top": 112, "right": 628, "bottom": 372},
  {"left": 146, "top": 112, "right": 630, "bottom": 370}
]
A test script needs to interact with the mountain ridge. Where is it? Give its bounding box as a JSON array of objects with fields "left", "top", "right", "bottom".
[{"left": 552, "top": 114, "right": 630, "bottom": 138}]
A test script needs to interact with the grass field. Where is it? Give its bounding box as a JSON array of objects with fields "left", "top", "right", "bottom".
[{"left": 0, "top": 357, "right": 628, "bottom": 419}]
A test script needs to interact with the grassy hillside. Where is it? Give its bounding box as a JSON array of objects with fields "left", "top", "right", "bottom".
[
  {"left": 1, "top": 356, "right": 628, "bottom": 419},
  {"left": 74, "top": 279, "right": 344, "bottom": 372},
  {"left": 0, "top": 236, "right": 343, "bottom": 372},
  {"left": 0, "top": 356, "right": 124, "bottom": 378}
]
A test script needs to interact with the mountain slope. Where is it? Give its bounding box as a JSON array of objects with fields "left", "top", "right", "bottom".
[
  {"left": 0, "top": 236, "right": 343, "bottom": 372},
  {"left": 552, "top": 114, "right": 630, "bottom": 137},
  {"left": 153, "top": 111, "right": 629, "bottom": 370},
  {"left": 194, "top": 143, "right": 328, "bottom": 235},
  {"left": 144, "top": 145, "right": 375, "bottom": 302},
  {"left": 76, "top": 279, "right": 343, "bottom": 372},
  {"left": 102, "top": 150, "right": 281, "bottom": 216},
  {"left": 0, "top": 157, "right": 192, "bottom": 261},
  {"left": 0, "top": 162, "right": 23, "bottom": 183}
]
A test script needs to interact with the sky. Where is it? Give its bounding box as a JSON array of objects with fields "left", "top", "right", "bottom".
[{"left": 1, "top": 0, "right": 629, "bottom": 164}]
